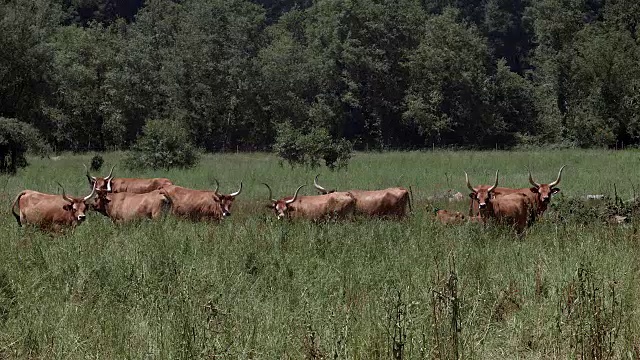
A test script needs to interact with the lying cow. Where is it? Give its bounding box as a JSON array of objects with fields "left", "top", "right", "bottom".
[
  {"left": 91, "top": 190, "right": 170, "bottom": 223},
  {"left": 263, "top": 183, "right": 356, "bottom": 221},
  {"left": 160, "top": 180, "right": 242, "bottom": 221},
  {"left": 313, "top": 175, "right": 411, "bottom": 218},
  {"left": 84, "top": 164, "right": 173, "bottom": 193},
  {"left": 434, "top": 208, "right": 466, "bottom": 225},
  {"left": 11, "top": 183, "right": 96, "bottom": 230}
]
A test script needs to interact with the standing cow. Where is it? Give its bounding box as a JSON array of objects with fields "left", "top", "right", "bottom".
[
  {"left": 12, "top": 183, "right": 96, "bottom": 230},
  {"left": 465, "top": 171, "right": 531, "bottom": 234},
  {"left": 468, "top": 165, "right": 566, "bottom": 220},
  {"left": 91, "top": 190, "right": 170, "bottom": 223},
  {"left": 263, "top": 183, "right": 356, "bottom": 221},
  {"left": 84, "top": 164, "right": 173, "bottom": 193},
  {"left": 313, "top": 175, "right": 411, "bottom": 218},
  {"left": 160, "top": 180, "right": 242, "bottom": 221}
]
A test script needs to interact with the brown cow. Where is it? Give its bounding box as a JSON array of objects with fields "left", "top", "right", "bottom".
[
  {"left": 263, "top": 183, "right": 356, "bottom": 221},
  {"left": 11, "top": 183, "right": 96, "bottom": 230},
  {"left": 467, "top": 166, "right": 566, "bottom": 221},
  {"left": 313, "top": 175, "right": 411, "bottom": 218},
  {"left": 84, "top": 164, "right": 173, "bottom": 193},
  {"left": 91, "top": 190, "right": 170, "bottom": 223},
  {"left": 465, "top": 171, "right": 531, "bottom": 234},
  {"left": 160, "top": 180, "right": 242, "bottom": 221},
  {"left": 434, "top": 209, "right": 466, "bottom": 225}
]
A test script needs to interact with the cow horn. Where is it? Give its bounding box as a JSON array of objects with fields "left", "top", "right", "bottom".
[
  {"left": 488, "top": 170, "right": 499, "bottom": 193},
  {"left": 229, "top": 182, "right": 242, "bottom": 197},
  {"left": 313, "top": 174, "right": 329, "bottom": 194},
  {"left": 549, "top": 165, "right": 566, "bottom": 187},
  {"left": 465, "top": 172, "right": 475, "bottom": 192},
  {"left": 213, "top": 178, "right": 220, "bottom": 194},
  {"left": 57, "top": 182, "right": 74, "bottom": 203},
  {"left": 83, "top": 182, "right": 97, "bottom": 202},
  {"left": 527, "top": 166, "right": 541, "bottom": 188},
  {"left": 83, "top": 164, "right": 97, "bottom": 182},
  {"left": 106, "top": 178, "right": 112, "bottom": 192},
  {"left": 262, "top": 183, "right": 277, "bottom": 202},
  {"left": 104, "top": 165, "right": 115, "bottom": 181},
  {"left": 285, "top": 185, "right": 305, "bottom": 204}
]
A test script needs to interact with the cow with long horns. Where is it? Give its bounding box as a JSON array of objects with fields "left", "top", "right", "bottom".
[
  {"left": 160, "top": 180, "right": 242, "bottom": 221},
  {"left": 263, "top": 184, "right": 356, "bottom": 221},
  {"left": 467, "top": 165, "right": 566, "bottom": 220},
  {"left": 11, "top": 183, "right": 96, "bottom": 230},
  {"left": 91, "top": 190, "right": 171, "bottom": 223},
  {"left": 465, "top": 171, "right": 531, "bottom": 234},
  {"left": 84, "top": 164, "right": 173, "bottom": 193},
  {"left": 313, "top": 175, "right": 411, "bottom": 218}
]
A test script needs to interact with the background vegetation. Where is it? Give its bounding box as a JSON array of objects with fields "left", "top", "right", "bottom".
[
  {"left": 2, "top": 0, "right": 640, "bottom": 159},
  {"left": 1, "top": 150, "right": 640, "bottom": 358}
]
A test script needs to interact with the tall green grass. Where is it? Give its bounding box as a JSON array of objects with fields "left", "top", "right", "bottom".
[{"left": 1, "top": 150, "right": 639, "bottom": 359}]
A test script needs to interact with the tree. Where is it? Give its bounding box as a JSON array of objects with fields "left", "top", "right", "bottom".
[{"left": 0, "top": 118, "right": 50, "bottom": 174}]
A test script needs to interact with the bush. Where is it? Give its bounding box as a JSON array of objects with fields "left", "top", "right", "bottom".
[
  {"left": 0, "top": 118, "right": 51, "bottom": 174},
  {"left": 273, "top": 122, "right": 352, "bottom": 170},
  {"left": 124, "top": 119, "right": 200, "bottom": 170},
  {"left": 90, "top": 154, "right": 104, "bottom": 172}
]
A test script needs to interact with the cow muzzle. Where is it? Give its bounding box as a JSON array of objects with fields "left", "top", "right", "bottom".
[
  {"left": 478, "top": 202, "right": 486, "bottom": 209},
  {"left": 77, "top": 214, "right": 86, "bottom": 222},
  {"left": 223, "top": 211, "right": 231, "bottom": 217}
]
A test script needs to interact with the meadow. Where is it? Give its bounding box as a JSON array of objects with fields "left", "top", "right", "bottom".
[{"left": 1, "top": 150, "right": 640, "bottom": 359}]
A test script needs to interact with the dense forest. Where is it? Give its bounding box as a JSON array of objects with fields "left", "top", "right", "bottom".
[{"left": 1, "top": 0, "right": 640, "bottom": 155}]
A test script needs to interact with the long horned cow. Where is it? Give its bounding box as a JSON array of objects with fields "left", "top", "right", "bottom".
[
  {"left": 263, "top": 183, "right": 356, "bottom": 221},
  {"left": 160, "top": 180, "right": 242, "bottom": 221},
  {"left": 91, "top": 190, "right": 171, "bottom": 223},
  {"left": 465, "top": 171, "right": 531, "bottom": 234},
  {"left": 84, "top": 164, "right": 173, "bottom": 193},
  {"left": 313, "top": 175, "right": 411, "bottom": 218},
  {"left": 467, "top": 165, "right": 566, "bottom": 220},
  {"left": 11, "top": 182, "right": 97, "bottom": 230}
]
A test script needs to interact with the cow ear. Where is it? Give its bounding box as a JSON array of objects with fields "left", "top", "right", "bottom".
[
  {"left": 530, "top": 187, "right": 539, "bottom": 193},
  {"left": 552, "top": 187, "right": 560, "bottom": 194},
  {"left": 63, "top": 204, "right": 73, "bottom": 211},
  {"left": 468, "top": 192, "right": 475, "bottom": 199}
]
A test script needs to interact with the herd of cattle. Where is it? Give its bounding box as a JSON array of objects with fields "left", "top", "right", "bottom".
[{"left": 9, "top": 164, "right": 565, "bottom": 233}]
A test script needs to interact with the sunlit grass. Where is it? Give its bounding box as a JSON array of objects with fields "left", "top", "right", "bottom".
[{"left": 0, "top": 150, "right": 639, "bottom": 358}]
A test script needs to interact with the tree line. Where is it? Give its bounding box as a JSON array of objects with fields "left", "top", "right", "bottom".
[{"left": 2, "top": 0, "right": 640, "bottom": 161}]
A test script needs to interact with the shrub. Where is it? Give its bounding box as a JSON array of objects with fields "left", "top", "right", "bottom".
[
  {"left": 0, "top": 118, "right": 51, "bottom": 174},
  {"left": 124, "top": 119, "right": 200, "bottom": 170},
  {"left": 273, "top": 122, "right": 352, "bottom": 170},
  {"left": 90, "top": 154, "right": 104, "bottom": 172}
]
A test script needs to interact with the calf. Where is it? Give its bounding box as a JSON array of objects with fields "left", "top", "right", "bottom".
[{"left": 434, "top": 209, "right": 466, "bottom": 225}]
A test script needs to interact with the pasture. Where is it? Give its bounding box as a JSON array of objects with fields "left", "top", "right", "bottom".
[{"left": 1, "top": 150, "right": 640, "bottom": 359}]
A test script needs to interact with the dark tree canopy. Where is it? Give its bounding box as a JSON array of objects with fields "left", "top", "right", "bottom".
[{"left": 1, "top": 0, "right": 640, "bottom": 165}]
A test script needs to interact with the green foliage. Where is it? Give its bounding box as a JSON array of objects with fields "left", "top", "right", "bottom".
[
  {"left": 274, "top": 121, "right": 352, "bottom": 170},
  {"left": 90, "top": 154, "right": 104, "bottom": 172},
  {"left": 124, "top": 118, "right": 200, "bottom": 170},
  {"left": 0, "top": 118, "right": 51, "bottom": 174}
]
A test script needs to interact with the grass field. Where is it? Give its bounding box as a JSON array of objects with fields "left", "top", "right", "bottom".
[{"left": 1, "top": 150, "right": 640, "bottom": 359}]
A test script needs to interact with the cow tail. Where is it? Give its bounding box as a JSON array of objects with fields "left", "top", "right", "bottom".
[
  {"left": 11, "top": 191, "right": 25, "bottom": 227},
  {"left": 408, "top": 186, "right": 414, "bottom": 213}
]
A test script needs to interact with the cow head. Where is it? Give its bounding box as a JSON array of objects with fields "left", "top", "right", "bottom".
[
  {"left": 84, "top": 164, "right": 115, "bottom": 192},
  {"left": 91, "top": 189, "right": 112, "bottom": 216},
  {"left": 263, "top": 183, "right": 305, "bottom": 219},
  {"left": 528, "top": 165, "right": 566, "bottom": 204},
  {"left": 212, "top": 179, "right": 242, "bottom": 217},
  {"left": 57, "top": 182, "right": 96, "bottom": 223},
  {"left": 465, "top": 170, "right": 499, "bottom": 210},
  {"left": 313, "top": 174, "right": 336, "bottom": 195}
]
